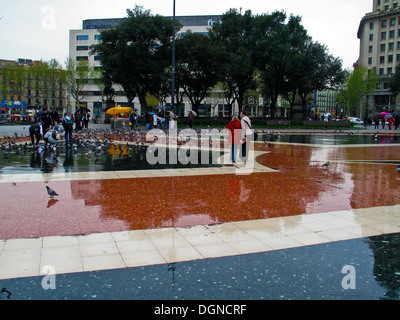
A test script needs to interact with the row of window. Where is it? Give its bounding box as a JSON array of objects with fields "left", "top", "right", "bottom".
[
  {"left": 369, "top": 53, "right": 400, "bottom": 63},
  {"left": 76, "top": 35, "right": 101, "bottom": 41},
  {"left": 369, "top": 29, "right": 400, "bottom": 40},
  {"left": 375, "top": 0, "right": 399, "bottom": 11},
  {"left": 370, "top": 15, "right": 400, "bottom": 30},
  {"left": 76, "top": 56, "right": 100, "bottom": 61},
  {"left": 370, "top": 42, "right": 400, "bottom": 52}
]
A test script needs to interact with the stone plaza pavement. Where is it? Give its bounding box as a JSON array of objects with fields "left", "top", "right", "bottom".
[{"left": 0, "top": 124, "right": 400, "bottom": 300}]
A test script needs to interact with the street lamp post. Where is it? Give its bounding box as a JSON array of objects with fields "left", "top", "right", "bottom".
[{"left": 171, "top": 0, "right": 176, "bottom": 114}]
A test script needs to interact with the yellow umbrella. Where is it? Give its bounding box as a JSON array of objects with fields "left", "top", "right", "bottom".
[{"left": 106, "top": 107, "right": 132, "bottom": 115}]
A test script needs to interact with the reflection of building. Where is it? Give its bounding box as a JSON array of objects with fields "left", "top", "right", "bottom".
[
  {"left": 358, "top": 0, "right": 400, "bottom": 113},
  {"left": 69, "top": 15, "right": 223, "bottom": 119}
]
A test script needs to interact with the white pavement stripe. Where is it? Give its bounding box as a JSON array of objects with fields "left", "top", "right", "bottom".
[{"left": 0, "top": 205, "right": 399, "bottom": 280}]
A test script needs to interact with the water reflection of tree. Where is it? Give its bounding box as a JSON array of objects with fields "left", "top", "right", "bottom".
[{"left": 365, "top": 234, "right": 400, "bottom": 299}]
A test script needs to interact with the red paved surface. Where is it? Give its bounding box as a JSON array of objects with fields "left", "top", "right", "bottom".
[{"left": 0, "top": 143, "right": 399, "bottom": 240}]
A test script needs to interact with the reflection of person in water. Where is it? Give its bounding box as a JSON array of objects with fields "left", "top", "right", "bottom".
[
  {"left": 63, "top": 146, "right": 74, "bottom": 172},
  {"left": 41, "top": 148, "right": 56, "bottom": 173},
  {"left": 227, "top": 176, "right": 251, "bottom": 202},
  {"left": 30, "top": 150, "right": 42, "bottom": 169}
]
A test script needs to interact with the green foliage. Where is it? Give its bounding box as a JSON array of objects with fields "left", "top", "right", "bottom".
[
  {"left": 338, "top": 65, "right": 377, "bottom": 114},
  {"left": 91, "top": 5, "right": 178, "bottom": 109}
]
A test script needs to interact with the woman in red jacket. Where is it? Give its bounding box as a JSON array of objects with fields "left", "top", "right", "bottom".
[{"left": 226, "top": 116, "right": 241, "bottom": 164}]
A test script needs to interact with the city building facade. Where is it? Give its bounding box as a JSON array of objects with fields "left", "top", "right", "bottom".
[
  {"left": 69, "top": 15, "right": 227, "bottom": 121},
  {"left": 358, "top": 0, "right": 400, "bottom": 114},
  {"left": 0, "top": 58, "right": 68, "bottom": 120}
]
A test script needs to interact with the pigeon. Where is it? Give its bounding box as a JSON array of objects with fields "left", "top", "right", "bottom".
[
  {"left": 46, "top": 186, "right": 59, "bottom": 197},
  {"left": 322, "top": 161, "right": 330, "bottom": 168}
]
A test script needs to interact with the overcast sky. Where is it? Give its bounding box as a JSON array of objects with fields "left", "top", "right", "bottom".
[{"left": 0, "top": 0, "right": 372, "bottom": 69}]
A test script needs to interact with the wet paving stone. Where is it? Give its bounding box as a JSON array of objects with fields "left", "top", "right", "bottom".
[{"left": 1, "top": 233, "right": 399, "bottom": 300}]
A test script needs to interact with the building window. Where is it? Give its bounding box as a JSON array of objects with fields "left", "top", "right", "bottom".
[
  {"left": 370, "top": 34, "right": 374, "bottom": 41},
  {"left": 76, "top": 56, "right": 88, "bottom": 61},
  {"left": 388, "top": 55, "right": 393, "bottom": 62},
  {"left": 94, "top": 56, "right": 101, "bottom": 61},
  {"left": 381, "top": 43, "right": 386, "bottom": 51},
  {"left": 370, "top": 22, "right": 374, "bottom": 29},
  {"left": 382, "top": 20, "right": 387, "bottom": 28},
  {"left": 394, "top": 3, "right": 398, "bottom": 8},
  {"left": 388, "top": 68, "right": 393, "bottom": 75},
  {"left": 369, "top": 57, "right": 373, "bottom": 65},
  {"left": 381, "top": 31, "right": 387, "bottom": 40},
  {"left": 76, "top": 46, "right": 89, "bottom": 51},
  {"left": 391, "top": 18, "right": 396, "bottom": 26},
  {"left": 390, "top": 30, "right": 395, "bottom": 38},
  {"left": 380, "top": 56, "right": 385, "bottom": 63},
  {"left": 397, "top": 54, "right": 400, "bottom": 61},
  {"left": 369, "top": 45, "right": 373, "bottom": 53},
  {"left": 76, "top": 35, "right": 89, "bottom": 41},
  {"left": 379, "top": 68, "right": 385, "bottom": 75},
  {"left": 389, "top": 42, "right": 395, "bottom": 50},
  {"left": 95, "top": 35, "right": 101, "bottom": 40}
]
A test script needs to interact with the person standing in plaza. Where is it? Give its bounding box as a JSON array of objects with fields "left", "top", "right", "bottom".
[
  {"left": 75, "top": 111, "right": 82, "bottom": 131},
  {"left": 169, "top": 109, "right": 177, "bottom": 130},
  {"left": 144, "top": 111, "right": 152, "bottom": 131},
  {"left": 153, "top": 112, "right": 159, "bottom": 128},
  {"left": 83, "top": 111, "right": 90, "bottom": 129},
  {"left": 226, "top": 116, "right": 241, "bottom": 164},
  {"left": 189, "top": 111, "right": 195, "bottom": 129},
  {"left": 388, "top": 115, "right": 394, "bottom": 130},
  {"left": 240, "top": 111, "right": 252, "bottom": 164},
  {"left": 374, "top": 115, "right": 380, "bottom": 129},
  {"left": 39, "top": 107, "right": 52, "bottom": 133},
  {"left": 62, "top": 112, "right": 74, "bottom": 146},
  {"left": 50, "top": 108, "right": 60, "bottom": 127}
]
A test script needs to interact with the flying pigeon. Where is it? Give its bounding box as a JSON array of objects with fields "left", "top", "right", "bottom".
[
  {"left": 322, "top": 161, "right": 330, "bottom": 168},
  {"left": 46, "top": 186, "right": 59, "bottom": 197}
]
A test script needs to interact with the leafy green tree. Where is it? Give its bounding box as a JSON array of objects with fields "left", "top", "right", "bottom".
[
  {"left": 65, "top": 58, "right": 95, "bottom": 110},
  {"left": 290, "top": 40, "right": 346, "bottom": 119},
  {"left": 253, "top": 11, "right": 304, "bottom": 118},
  {"left": 338, "top": 65, "right": 377, "bottom": 117},
  {"left": 92, "top": 5, "right": 177, "bottom": 111},
  {"left": 175, "top": 31, "right": 224, "bottom": 114},
  {"left": 209, "top": 8, "right": 256, "bottom": 114},
  {"left": 30, "top": 59, "right": 66, "bottom": 108}
]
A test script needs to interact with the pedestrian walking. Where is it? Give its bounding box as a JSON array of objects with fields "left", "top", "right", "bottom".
[
  {"left": 240, "top": 111, "right": 252, "bottom": 164},
  {"left": 226, "top": 116, "right": 241, "bottom": 164},
  {"left": 145, "top": 111, "right": 152, "bottom": 130}
]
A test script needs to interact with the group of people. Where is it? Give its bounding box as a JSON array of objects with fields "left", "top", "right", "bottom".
[
  {"left": 143, "top": 110, "right": 178, "bottom": 131},
  {"left": 372, "top": 113, "right": 400, "bottom": 130},
  {"left": 29, "top": 107, "right": 89, "bottom": 147},
  {"left": 29, "top": 107, "right": 61, "bottom": 147},
  {"left": 226, "top": 111, "right": 254, "bottom": 165}
]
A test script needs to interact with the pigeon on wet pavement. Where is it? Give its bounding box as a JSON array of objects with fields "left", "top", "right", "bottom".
[
  {"left": 46, "top": 186, "right": 59, "bottom": 197},
  {"left": 322, "top": 161, "right": 330, "bottom": 168}
]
